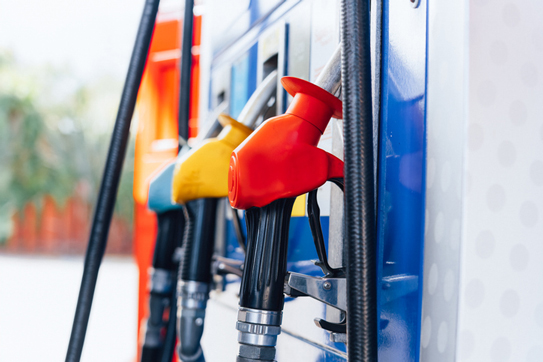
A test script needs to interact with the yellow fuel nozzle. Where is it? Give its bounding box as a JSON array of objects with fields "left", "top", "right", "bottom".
[{"left": 172, "top": 114, "right": 253, "bottom": 204}]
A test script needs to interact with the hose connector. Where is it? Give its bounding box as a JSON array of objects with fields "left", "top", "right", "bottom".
[
  {"left": 236, "top": 309, "right": 281, "bottom": 362},
  {"left": 178, "top": 280, "right": 210, "bottom": 310},
  {"left": 236, "top": 308, "right": 282, "bottom": 348}
]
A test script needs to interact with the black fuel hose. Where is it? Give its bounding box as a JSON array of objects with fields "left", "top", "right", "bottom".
[
  {"left": 180, "top": 199, "right": 218, "bottom": 283},
  {"left": 178, "top": 0, "right": 194, "bottom": 141},
  {"left": 65, "top": 1, "right": 160, "bottom": 361},
  {"left": 160, "top": 285, "right": 179, "bottom": 362},
  {"left": 153, "top": 210, "right": 185, "bottom": 270},
  {"left": 176, "top": 198, "right": 218, "bottom": 362},
  {"left": 340, "top": 0, "right": 378, "bottom": 360},
  {"left": 141, "top": 209, "right": 185, "bottom": 362}
]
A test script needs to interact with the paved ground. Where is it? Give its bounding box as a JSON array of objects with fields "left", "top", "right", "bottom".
[
  {"left": 0, "top": 254, "right": 240, "bottom": 362},
  {"left": 0, "top": 254, "right": 138, "bottom": 362},
  {"left": 0, "top": 254, "right": 329, "bottom": 362}
]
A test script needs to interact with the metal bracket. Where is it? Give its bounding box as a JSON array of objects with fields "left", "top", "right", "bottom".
[
  {"left": 286, "top": 272, "right": 418, "bottom": 345},
  {"left": 286, "top": 272, "right": 418, "bottom": 310},
  {"left": 330, "top": 332, "right": 347, "bottom": 343},
  {"left": 286, "top": 272, "right": 347, "bottom": 312}
]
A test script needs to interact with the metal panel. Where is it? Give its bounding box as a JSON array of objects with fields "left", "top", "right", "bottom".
[{"left": 377, "top": 0, "right": 427, "bottom": 360}]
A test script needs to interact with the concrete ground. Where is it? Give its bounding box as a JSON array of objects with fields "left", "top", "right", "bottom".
[
  {"left": 0, "top": 254, "right": 332, "bottom": 362},
  {"left": 0, "top": 254, "right": 240, "bottom": 362},
  {"left": 0, "top": 254, "right": 139, "bottom": 362}
]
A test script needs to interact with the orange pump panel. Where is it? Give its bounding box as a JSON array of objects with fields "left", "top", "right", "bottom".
[{"left": 132, "top": 12, "right": 202, "bottom": 359}]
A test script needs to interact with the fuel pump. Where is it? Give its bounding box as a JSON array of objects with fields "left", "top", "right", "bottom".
[
  {"left": 140, "top": 161, "right": 186, "bottom": 362},
  {"left": 171, "top": 71, "right": 277, "bottom": 362},
  {"left": 228, "top": 48, "right": 344, "bottom": 362}
]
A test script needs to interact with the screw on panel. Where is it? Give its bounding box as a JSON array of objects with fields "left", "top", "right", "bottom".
[{"left": 323, "top": 282, "right": 332, "bottom": 290}]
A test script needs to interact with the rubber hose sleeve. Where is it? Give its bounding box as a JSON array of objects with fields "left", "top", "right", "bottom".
[
  {"left": 65, "top": 1, "right": 160, "bottom": 361},
  {"left": 340, "top": 0, "right": 378, "bottom": 361}
]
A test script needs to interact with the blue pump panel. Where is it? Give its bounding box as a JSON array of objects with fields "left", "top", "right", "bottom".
[{"left": 376, "top": 0, "right": 427, "bottom": 360}]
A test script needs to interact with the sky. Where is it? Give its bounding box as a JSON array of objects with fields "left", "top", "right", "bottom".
[{"left": 0, "top": 0, "right": 146, "bottom": 82}]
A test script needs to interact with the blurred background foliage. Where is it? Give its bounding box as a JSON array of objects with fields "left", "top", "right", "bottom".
[{"left": 0, "top": 49, "right": 135, "bottom": 243}]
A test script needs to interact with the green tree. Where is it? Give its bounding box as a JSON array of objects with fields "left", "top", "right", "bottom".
[{"left": 0, "top": 50, "right": 135, "bottom": 243}]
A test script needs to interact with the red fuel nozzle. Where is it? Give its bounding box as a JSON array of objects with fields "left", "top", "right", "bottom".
[{"left": 228, "top": 76, "right": 344, "bottom": 210}]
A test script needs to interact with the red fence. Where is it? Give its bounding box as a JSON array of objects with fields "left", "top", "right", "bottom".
[{"left": 2, "top": 195, "right": 132, "bottom": 255}]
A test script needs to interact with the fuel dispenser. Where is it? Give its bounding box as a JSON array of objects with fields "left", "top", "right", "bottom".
[
  {"left": 228, "top": 48, "right": 346, "bottom": 362},
  {"left": 170, "top": 70, "right": 278, "bottom": 362}
]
